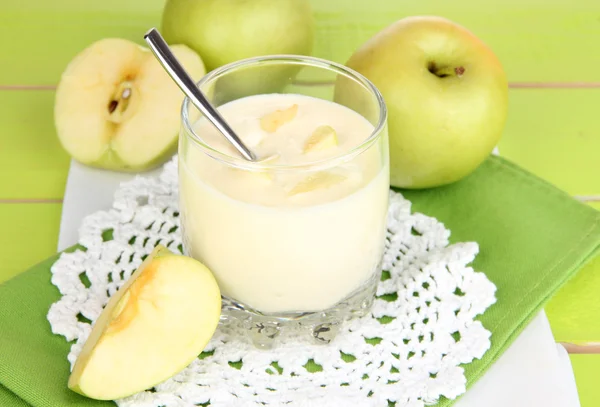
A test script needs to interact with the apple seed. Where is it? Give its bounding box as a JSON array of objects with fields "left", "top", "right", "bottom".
[
  {"left": 107, "top": 100, "right": 118, "bottom": 113},
  {"left": 107, "top": 81, "right": 135, "bottom": 123}
]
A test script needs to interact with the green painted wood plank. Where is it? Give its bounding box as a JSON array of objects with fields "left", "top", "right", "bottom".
[
  {"left": 499, "top": 89, "right": 600, "bottom": 197},
  {"left": 546, "top": 255, "right": 600, "bottom": 343},
  {"left": 0, "top": 91, "right": 70, "bottom": 200},
  {"left": 1, "top": 0, "right": 599, "bottom": 85},
  {"left": 0, "top": 12, "right": 162, "bottom": 86},
  {"left": 570, "top": 355, "right": 600, "bottom": 407},
  {"left": 0, "top": 203, "right": 62, "bottom": 284},
  {"left": 310, "top": 0, "right": 600, "bottom": 83},
  {"left": 1, "top": 0, "right": 166, "bottom": 13},
  {"left": 587, "top": 201, "right": 600, "bottom": 211},
  {"left": 1, "top": 89, "right": 597, "bottom": 201}
]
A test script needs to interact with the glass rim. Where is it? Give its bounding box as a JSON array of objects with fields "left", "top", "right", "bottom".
[{"left": 181, "top": 54, "right": 387, "bottom": 172}]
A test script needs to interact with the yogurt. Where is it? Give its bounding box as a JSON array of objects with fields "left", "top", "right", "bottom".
[{"left": 179, "top": 93, "right": 389, "bottom": 313}]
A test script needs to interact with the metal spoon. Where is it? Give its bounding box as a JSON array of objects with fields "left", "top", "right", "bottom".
[{"left": 144, "top": 28, "right": 257, "bottom": 161}]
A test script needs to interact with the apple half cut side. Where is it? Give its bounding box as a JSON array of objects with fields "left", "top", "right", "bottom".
[
  {"left": 54, "top": 38, "right": 206, "bottom": 172},
  {"left": 68, "top": 245, "right": 221, "bottom": 400}
]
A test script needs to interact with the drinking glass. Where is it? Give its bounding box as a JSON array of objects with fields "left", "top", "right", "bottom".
[{"left": 179, "top": 55, "right": 389, "bottom": 348}]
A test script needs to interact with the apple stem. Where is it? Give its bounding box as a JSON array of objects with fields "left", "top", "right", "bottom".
[{"left": 455, "top": 66, "right": 465, "bottom": 77}]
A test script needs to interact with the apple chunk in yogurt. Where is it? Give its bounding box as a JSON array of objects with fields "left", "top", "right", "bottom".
[{"left": 179, "top": 94, "right": 389, "bottom": 314}]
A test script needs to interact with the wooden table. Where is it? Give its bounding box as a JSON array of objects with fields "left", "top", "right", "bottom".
[{"left": 1, "top": 0, "right": 598, "bottom": 404}]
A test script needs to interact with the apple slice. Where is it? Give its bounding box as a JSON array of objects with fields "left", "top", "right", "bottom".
[
  {"left": 55, "top": 38, "right": 206, "bottom": 171},
  {"left": 288, "top": 171, "right": 347, "bottom": 196},
  {"left": 252, "top": 153, "right": 281, "bottom": 181},
  {"left": 231, "top": 153, "right": 280, "bottom": 183},
  {"left": 259, "top": 104, "right": 298, "bottom": 133},
  {"left": 304, "top": 125, "right": 338, "bottom": 152},
  {"left": 68, "top": 245, "right": 221, "bottom": 400}
]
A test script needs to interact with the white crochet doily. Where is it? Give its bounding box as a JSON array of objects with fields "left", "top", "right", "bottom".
[{"left": 48, "top": 157, "right": 497, "bottom": 407}]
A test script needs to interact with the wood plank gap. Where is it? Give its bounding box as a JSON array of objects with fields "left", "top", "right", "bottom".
[
  {"left": 3, "top": 82, "right": 600, "bottom": 90},
  {"left": 575, "top": 195, "right": 600, "bottom": 203},
  {"left": 561, "top": 342, "right": 600, "bottom": 354},
  {"left": 290, "top": 80, "right": 600, "bottom": 89},
  {"left": 510, "top": 82, "right": 600, "bottom": 89},
  {"left": 0, "top": 85, "right": 57, "bottom": 91},
  {"left": 0, "top": 198, "right": 63, "bottom": 204}
]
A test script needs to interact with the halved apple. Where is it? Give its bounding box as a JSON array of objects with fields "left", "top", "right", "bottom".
[
  {"left": 304, "top": 125, "right": 338, "bottom": 152},
  {"left": 68, "top": 245, "right": 221, "bottom": 400},
  {"left": 55, "top": 38, "right": 206, "bottom": 171},
  {"left": 259, "top": 104, "right": 298, "bottom": 133}
]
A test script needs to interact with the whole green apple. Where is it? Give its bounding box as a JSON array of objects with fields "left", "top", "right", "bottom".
[
  {"left": 338, "top": 16, "right": 508, "bottom": 189},
  {"left": 161, "top": 0, "right": 314, "bottom": 72}
]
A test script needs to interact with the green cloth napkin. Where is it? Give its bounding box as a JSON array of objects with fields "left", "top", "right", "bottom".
[{"left": 1, "top": 155, "right": 599, "bottom": 407}]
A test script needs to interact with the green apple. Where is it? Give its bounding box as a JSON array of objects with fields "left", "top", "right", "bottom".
[
  {"left": 161, "top": 0, "right": 314, "bottom": 72},
  {"left": 161, "top": 0, "right": 314, "bottom": 103},
  {"left": 338, "top": 16, "right": 508, "bottom": 188},
  {"left": 68, "top": 245, "right": 221, "bottom": 400},
  {"left": 55, "top": 38, "right": 206, "bottom": 172}
]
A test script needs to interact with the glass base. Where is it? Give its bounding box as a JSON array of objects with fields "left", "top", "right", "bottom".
[{"left": 218, "top": 268, "right": 381, "bottom": 349}]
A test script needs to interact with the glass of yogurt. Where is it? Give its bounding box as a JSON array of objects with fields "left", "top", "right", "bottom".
[{"left": 179, "top": 55, "right": 389, "bottom": 348}]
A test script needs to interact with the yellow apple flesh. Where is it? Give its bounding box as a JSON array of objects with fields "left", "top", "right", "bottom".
[
  {"left": 337, "top": 16, "right": 508, "bottom": 188},
  {"left": 304, "top": 125, "right": 338, "bottom": 153},
  {"left": 68, "top": 245, "right": 221, "bottom": 400},
  {"left": 260, "top": 104, "right": 299, "bottom": 133},
  {"left": 288, "top": 172, "right": 347, "bottom": 196}
]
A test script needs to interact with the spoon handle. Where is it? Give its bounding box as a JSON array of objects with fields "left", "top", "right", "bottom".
[{"left": 144, "top": 28, "right": 256, "bottom": 161}]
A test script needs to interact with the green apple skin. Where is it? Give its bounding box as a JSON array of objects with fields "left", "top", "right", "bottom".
[
  {"left": 83, "top": 139, "right": 178, "bottom": 173},
  {"left": 161, "top": 0, "right": 314, "bottom": 72},
  {"left": 342, "top": 16, "right": 508, "bottom": 189}
]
